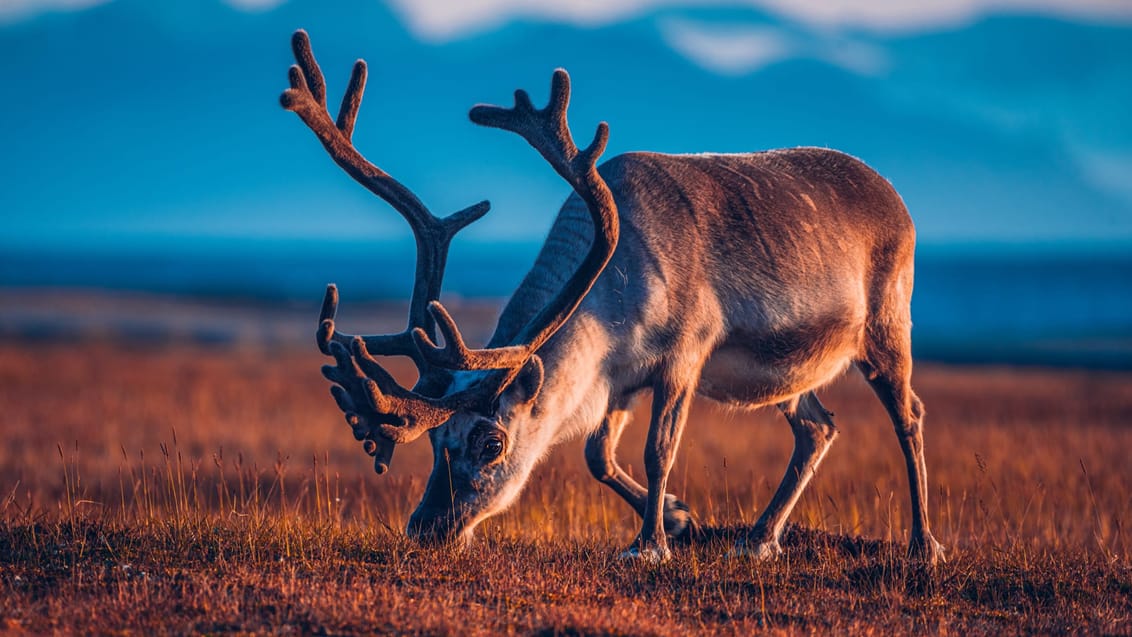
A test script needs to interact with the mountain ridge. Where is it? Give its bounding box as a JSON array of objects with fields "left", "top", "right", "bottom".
[{"left": 1, "top": 0, "right": 1129, "bottom": 249}]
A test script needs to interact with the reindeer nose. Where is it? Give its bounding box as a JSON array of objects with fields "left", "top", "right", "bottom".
[{"left": 406, "top": 510, "right": 456, "bottom": 545}]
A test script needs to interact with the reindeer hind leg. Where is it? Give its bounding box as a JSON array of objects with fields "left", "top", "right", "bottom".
[
  {"left": 857, "top": 323, "right": 945, "bottom": 565},
  {"left": 732, "top": 391, "right": 839, "bottom": 559}
]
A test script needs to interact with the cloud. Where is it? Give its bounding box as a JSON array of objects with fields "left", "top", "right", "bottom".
[
  {"left": 384, "top": 0, "right": 690, "bottom": 42},
  {"left": 0, "top": 0, "right": 289, "bottom": 23},
  {"left": 386, "top": 0, "right": 1132, "bottom": 42},
  {"left": 222, "top": 0, "right": 287, "bottom": 11},
  {"left": 381, "top": 0, "right": 1128, "bottom": 76},
  {"left": 6, "top": 0, "right": 1131, "bottom": 32},
  {"left": 658, "top": 19, "right": 794, "bottom": 75},
  {"left": 755, "top": 0, "right": 1132, "bottom": 31},
  {"left": 659, "top": 18, "right": 888, "bottom": 75},
  {"left": 1073, "top": 148, "right": 1132, "bottom": 207},
  {"left": 0, "top": 0, "right": 110, "bottom": 23}
]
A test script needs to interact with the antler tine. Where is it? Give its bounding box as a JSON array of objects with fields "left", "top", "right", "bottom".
[
  {"left": 351, "top": 338, "right": 485, "bottom": 444},
  {"left": 469, "top": 70, "right": 610, "bottom": 195},
  {"left": 416, "top": 70, "right": 619, "bottom": 393},
  {"left": 320, "top": 340, "right": 397, "bottom": 473},
  {"left": 321, "top": 337, "right": 472, "bottom": 463},
  {"left": 316, "top": 284, "right": 419, "bottom": 360},
  {"left": 335, "top": 59, "right": 366, "bottom": 140},
  {"left": 412, "top": 301, "right": 530, "bottom": 370},
  {"left": 290, "top": 30, "right": 327, "bottom": 109},
  {"left": 283, "top": 30, "right": 488, "bottom": 239}
]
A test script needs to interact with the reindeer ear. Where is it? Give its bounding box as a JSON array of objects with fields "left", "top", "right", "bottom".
[{"left": 507, "top": 355, "right": 544, "bottom": 407}]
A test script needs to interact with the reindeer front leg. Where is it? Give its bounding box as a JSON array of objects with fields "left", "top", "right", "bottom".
[
  {"left": 585, "top": 410, "right": 697, "bottom": 540},
  {"left": 621, "top": 379, "right": 697, "bottom": 562}
]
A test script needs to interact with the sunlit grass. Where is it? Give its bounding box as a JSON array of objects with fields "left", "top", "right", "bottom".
[{"left": 1, "top": 340, "right": 1130, "bottom": 633}]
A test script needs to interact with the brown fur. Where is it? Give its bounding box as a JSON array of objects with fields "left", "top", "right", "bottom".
[{"left": 409, "top": 147, "right": 942, "bottom": 564}]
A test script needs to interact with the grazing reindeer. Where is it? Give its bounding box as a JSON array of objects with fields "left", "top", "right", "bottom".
[{"left": 281, "top": 30, "right": 944, "bottom": 564}]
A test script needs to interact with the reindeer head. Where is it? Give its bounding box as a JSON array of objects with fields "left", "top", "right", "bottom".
[{"left": 281, "top": 30, "right": 618, "bottom": 542}]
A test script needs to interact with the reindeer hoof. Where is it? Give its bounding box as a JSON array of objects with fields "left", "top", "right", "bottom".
[
  {"left": 727, "top": 539, "right": 783, "bottom": 561},
  {"left": 663, "top": 494, "right": 696, "bottom": 539},
  {"left": 909, "top": 535, "right": 946, "bottom": 566},
  {"left": 619, "top": 544, "right": 672, "bottom": 564}
]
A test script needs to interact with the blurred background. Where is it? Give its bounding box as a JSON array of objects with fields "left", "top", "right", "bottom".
[{"left": 1, "top": 0, "right": 1130, "bottom": 366}]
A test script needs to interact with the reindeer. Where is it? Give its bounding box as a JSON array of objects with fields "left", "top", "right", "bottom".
[{"left": 281, "top": 30, "right": 944, "bottom": 564}]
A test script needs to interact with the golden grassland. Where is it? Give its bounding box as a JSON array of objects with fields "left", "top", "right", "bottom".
[{"left": 1, "top": 337, "right": 1130, "bottom": 634}]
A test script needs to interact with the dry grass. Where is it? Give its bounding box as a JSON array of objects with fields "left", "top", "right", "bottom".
[{"left": 1, "top": 336, "right": 1130, "bottom": 634}]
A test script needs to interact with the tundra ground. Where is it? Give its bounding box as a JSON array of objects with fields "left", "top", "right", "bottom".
[{"left": 1, "top": 335, "right": 1129, "bottom": 634}]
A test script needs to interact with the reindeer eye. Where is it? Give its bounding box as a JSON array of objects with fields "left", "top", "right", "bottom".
[{"left": 482, "top": 438, "right": 504, "bottom": 460}]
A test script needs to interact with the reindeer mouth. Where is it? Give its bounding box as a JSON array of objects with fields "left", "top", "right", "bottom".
[{"left": 406, "top": 507, "right": 474, "bottom": 545}]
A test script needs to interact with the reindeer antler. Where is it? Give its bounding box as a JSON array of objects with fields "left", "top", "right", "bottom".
[
  {"left": 284, "top": 30, "right": 490, "bottom": 471},
  {"left": 284, "top": 31, "right": 489, "bottom": 365},
  {"left": 414, "top": 69, "right": 620, "bottom": 394},
  {"left": 285, "top": 31, "right": 618, "bottom": 456}
]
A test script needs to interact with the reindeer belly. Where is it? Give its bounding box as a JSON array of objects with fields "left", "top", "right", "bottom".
[{"left": 697, "top": 322, "right": 860, "bottom": 408}]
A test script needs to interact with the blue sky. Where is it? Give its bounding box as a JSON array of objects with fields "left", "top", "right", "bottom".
[{"left": 2, "top": 0, "right": 1131, "bottom": 254}]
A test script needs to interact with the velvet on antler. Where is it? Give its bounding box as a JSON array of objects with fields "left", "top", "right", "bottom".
[{"left": 283, "top": 30, "right": 489, "bottom": 471}]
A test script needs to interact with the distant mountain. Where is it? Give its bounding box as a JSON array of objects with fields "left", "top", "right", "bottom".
[{"left": 1, "top": 0, "right": 1130, "bottom": 254}]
